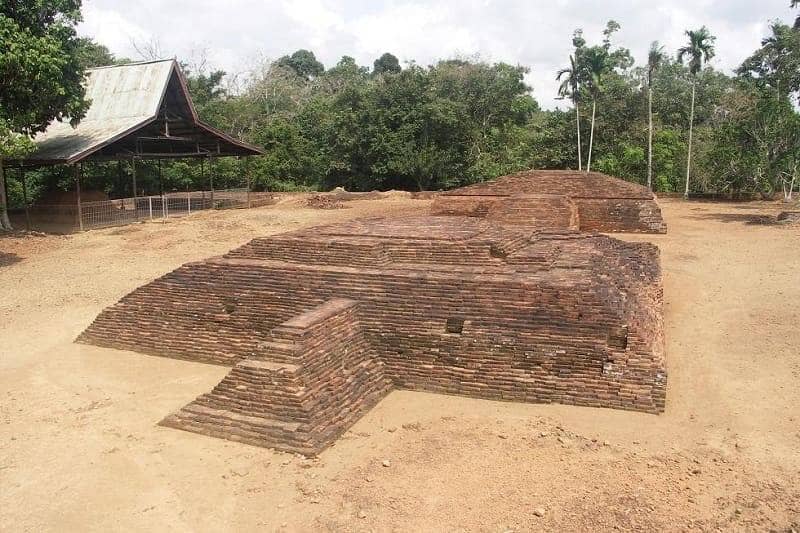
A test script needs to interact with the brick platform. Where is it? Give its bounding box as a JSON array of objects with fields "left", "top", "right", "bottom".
[
  {"left": 434, "top": 170, "right": 667, "bottom": 233},
  {"left": 78, "top": 213, "right": 666, "bottom": 455}
]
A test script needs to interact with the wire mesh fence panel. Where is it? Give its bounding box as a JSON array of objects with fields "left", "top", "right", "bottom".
[
  {"left": 208, "top": 188, "right": 249, "bottom": 209},
  {"left": 22, "top": 204, "right": 80, "bottom": 233},
  {"left": 164, "top": 191, "right": 213, "bottom": 214},
  {"left": 249, "top": 192, "right": 277, "bottom": 208},
  {"left": 22, "top": 188, "right": 279, "bottom": 233}
]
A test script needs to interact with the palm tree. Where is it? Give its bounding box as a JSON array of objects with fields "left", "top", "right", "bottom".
[
  {"left": 582, "top": 48, "right": 607, "bottom": 173},
  {"left": 678, "top": 26, "right": 716, "bottom": 198},
  {"left": 792, "top": 0, "right": 799, "bottom": 29},
  {"left": 646, "top": 42, "right": 665, "bottom": 191},
  {"left": 557, "top": 55, "right": 583, "bottom": 171}
]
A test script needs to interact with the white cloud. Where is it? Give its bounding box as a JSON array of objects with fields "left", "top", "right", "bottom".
[{"left": 77, "top": 0, "right": 797, "bottom": 109}]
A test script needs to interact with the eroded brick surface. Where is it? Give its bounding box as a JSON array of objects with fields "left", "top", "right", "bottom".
[
  {"left": 78, "top": 211, "right": 666, "bottom": 455},
  {"left": 435, "top": 170, "right": 667, "bottom": 233}
]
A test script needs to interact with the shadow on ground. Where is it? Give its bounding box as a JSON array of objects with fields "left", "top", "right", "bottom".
[
  {"left": 690, "top": 212, "right": 778, "bottom": 225},
  {"left": 0, "top": 251, "right": 22, "bottom": 267}
]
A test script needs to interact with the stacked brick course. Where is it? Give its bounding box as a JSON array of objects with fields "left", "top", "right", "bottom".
[
  {"left": 160, "top": 298, "right": 392, "bottom": 455},
  {"left": 436, "top": 170, "right": 667, "bottom": 233},
  {"left": 79, "top": 212, "right": 666, "bottom": 455}
]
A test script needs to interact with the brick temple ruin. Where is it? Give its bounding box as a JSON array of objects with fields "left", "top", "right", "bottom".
[
  {"left": 78, "top": 171, "right": 667, "bottom": 455},
  {"left": 433, "top": 170, "right": 667, "bottom": 233}
]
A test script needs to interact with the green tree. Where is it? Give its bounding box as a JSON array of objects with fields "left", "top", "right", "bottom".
[
  {"left": 646, "top": 42, "right": 666, "bottom": 190},
  {"left": 678, "top": 26, "right": 716, "bottom": 198},
  {"left": 182, "top": 64, "right": 228, "bottom": 125},
  {"left": 578, "top": 20, "right": 631, "bottom": 173},
  {"left": 0, "top": 0, "right": 91, "bottom": 229},
  {"left": 557, "top": 55, "right": 583, "bottom": 170},
  {"left": 738, "top": 22, "right": 800, "bottom": 104},
  {"left": 276, "top": 49, "right": 324, "bottom": 80},
  {"left": 581, "top": 46, "right": 605, "bottom": 172},
  {"left": 74, "top": 37, "right": 119, "bottom": 69},
  {"left": 373, "top": 53, "right": 401, "bottom": 75}
]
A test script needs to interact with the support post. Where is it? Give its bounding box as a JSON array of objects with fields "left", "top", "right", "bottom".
[
  {"left": 20, "top": 167, "right": 30, "bottom": 231},
  {"left": 0, "top": 158, "right": 11, "bottom": 231},
  {"left": 75, "top": 163, "right": 84, "bottom": 231},
  {"left": 244, "top": 156, "right": 251, "bottom": 208},
  {"left": 209, "top": 156, "right": 214, "bottom": 209},
  {"left": 200, "top": 158, "right": 206, "bottom": 209},
  {"left": 148, "top": 196, "right": 153, "bottom": 219},
  {"left": 132, "top": 158, "right": 138, "bottom": 219},
  {"left": 158, "top": 159, "right": 163, "bottom": 196},
  {"left": 187, "top": 191, "right": 191, "bottom": 213}
]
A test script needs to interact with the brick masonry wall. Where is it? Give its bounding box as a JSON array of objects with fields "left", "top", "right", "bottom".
[
  {"left": 437, "top": 170, "right": 667, "bottom": 234},
  {"left": 160, "top": 299, "right": 392, "bottom": 455},
  {"left": 78, "top": 216, "right": 666, "bottom": 454}
]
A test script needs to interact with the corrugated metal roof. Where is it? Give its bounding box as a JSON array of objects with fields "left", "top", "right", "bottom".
[{"left": 28, "top": 60, "right": 175, "bottom": 164}]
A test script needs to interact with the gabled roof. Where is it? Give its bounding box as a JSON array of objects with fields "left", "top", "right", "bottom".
[{"left": 19, "top": 59, "right": 262, "bottom": 167}]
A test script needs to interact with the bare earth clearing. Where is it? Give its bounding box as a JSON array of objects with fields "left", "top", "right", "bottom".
[{"left": 1, "top": 196, "right": 798, "bottom": 532}]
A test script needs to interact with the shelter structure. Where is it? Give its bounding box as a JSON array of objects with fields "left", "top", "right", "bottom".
[{"left": 4, "top": 59, "right": 262, "bottom": 230}]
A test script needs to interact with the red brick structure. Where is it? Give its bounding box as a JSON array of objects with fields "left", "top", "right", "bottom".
[
  {"left": 78, "top": 212, "right": 666, "bottom": 455},
  {"left": 432, "top": 170, "right": 667, "bottom": 233}
]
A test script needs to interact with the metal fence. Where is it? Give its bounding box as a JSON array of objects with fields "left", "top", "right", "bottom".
[{"left": 12, "top": 188, "right": 277, "bottom": 233}]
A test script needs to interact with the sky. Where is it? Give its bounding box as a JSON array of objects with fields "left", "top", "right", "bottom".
[{"left": 77, "top": 0, "right": 796, "bottom": 110}]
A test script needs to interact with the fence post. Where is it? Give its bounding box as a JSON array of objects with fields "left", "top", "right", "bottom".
[
  {"left": 187, "top": 191, "right": 191, "bottom": 213},
  {"left": 148, "top": 196, "right": 153, "bottom": 219},
  {"left": 163, "top": 195, "right": 169, "bottom": 218}
]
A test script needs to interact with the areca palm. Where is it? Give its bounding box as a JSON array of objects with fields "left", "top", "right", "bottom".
[
  {"left": 557, "top": 55, "right": 583, "bottom": 171},
  {"left": 646, "top": 42, "right": 665, "bottom": 190},
  {"left": 792, "top": 0, "right": 799, "bottom": 30},
  {"left": 582, "top": 48, "right": 607, "bottom": 173},
  {"left": 678, "top": 26, "right": 716, "bottom": 198}
]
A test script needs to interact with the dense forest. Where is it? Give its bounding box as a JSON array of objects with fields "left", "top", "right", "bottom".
[{"left": 1, "top": 1, "right": 799, "bottom": 222}]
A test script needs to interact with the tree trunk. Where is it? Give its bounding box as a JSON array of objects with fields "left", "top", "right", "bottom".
[
  {"left": 647, "top": 85, "right": 654, "bottom": 190},
  {"left": 587, "top": 99, "right": 596, "bottom": 173},
  {"left": 0, "top": 158, "right": 11, "bottom": 231},
  {"left": 684, "top": 81, "right": 696, "bottom": 199},
  {"left": 575, "top": 100, "right": 582, "bottom": 171}
]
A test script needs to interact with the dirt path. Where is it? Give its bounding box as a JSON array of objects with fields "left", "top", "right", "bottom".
[{"left": 1, "top": 198, "right": 798, "bottom": 532}]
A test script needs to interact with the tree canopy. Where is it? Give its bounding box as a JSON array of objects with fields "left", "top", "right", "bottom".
[
  {"left": 0, "top": 0, "right": 90, "bottom": 135},
  {"left": 1, "top": 6, "right": 798, "bottom": 218}
]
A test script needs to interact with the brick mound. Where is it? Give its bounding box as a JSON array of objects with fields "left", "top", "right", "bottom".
[
  {"left": 305, "top": 194, "right": 348, "bottom": 209},
  {"left": 78, "top": 215, "right": 666, "bottom": 455},
  {"left": 776, "top": 211, "right": 800, "bottom": 225},
  {"left": 434, "top": 170, "right": 667, "bottom": 233}
]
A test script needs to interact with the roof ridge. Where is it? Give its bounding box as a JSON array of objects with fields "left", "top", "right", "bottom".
[{"left": 87, "top": 58, "right": 175, "bottom": 71}]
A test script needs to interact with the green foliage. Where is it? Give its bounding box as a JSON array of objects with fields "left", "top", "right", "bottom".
[
  {"left": 738, "top": 22, "right": 800, "bottom": 104},
  {"left": 704, "top": 84, "right": 800, "bottom": 194},
  {"left": 74, "top": 37, "right": 119, "bottom": 69},
  {"left": 276, "top": 49, "right": 324, "bottom": 80},
  {"left": 0, "top": 0, "right": 90, "bottom": 135},
  {"left": 678, "top": 26, "right": 716, "bottom": 76},
  {"left": 2, "top": 7, "right": 798, "bottom": 207},
  {"left": 373, "top": 53, "right": 401, "bottom": 75}
]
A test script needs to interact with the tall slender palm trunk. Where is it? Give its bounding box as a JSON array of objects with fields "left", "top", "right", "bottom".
[
  {"left": 647, "top": 86, "right": 654, "bottom": 190},
  {"left": 0, "top": 159, "right": 11, "bottom": 231},
  {"left": 587, "top": 99, "right": 597, "bottom": 173},
  {"left": 684, "top": 81, "right": 696, "bottom": 199},
  {"left": 575, "top": 101, "right": 582, "bottom": 171}
]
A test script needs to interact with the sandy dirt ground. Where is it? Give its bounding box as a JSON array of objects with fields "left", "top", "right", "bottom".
[{"left": 1, "top": 196, "right": 798, "bottom": 532}]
